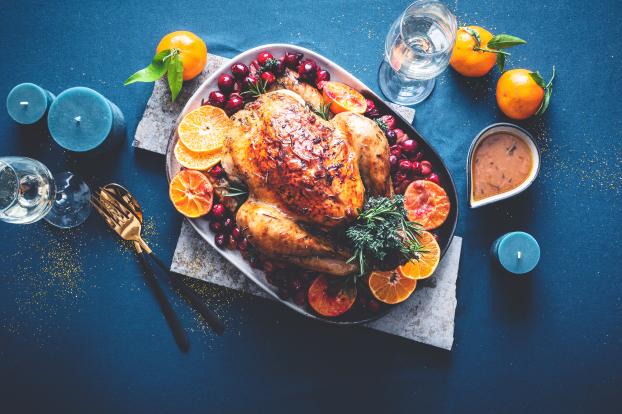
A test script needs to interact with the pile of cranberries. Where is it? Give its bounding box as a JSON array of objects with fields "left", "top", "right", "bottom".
[
  {"left": 204, "top": 49, "right": 331, "bottom": 116},
  {"left": 363, "top": 102, "right": 441, "bottom": 194}
]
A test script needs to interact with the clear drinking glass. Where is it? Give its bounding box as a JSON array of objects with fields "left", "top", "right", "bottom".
[
  {"left": 378, "top": 0, "right": 457, "bottom": 105},
  {"left": 0, "top": 156, "right": 91, "bottom": 228}
]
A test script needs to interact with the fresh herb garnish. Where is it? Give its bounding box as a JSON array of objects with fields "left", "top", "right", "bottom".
[
  {"left": 345, "top": 196, "right": 425, "bottom": 276},
  {"left": 124, "top": 48, "right": 185, "bottom": 101},
  {"left": 311, "top": 100, "right": 332, "bottom": 120},
  {"left": 259, "top": 58, "right": 281, "bottom": 74},
  {"left": 374, "top": 118, "right": 388, "bottom": 132},
  {"left": 221, "top": 183, "right": 249, "bottom": 199},
  {"left": 241, "top": 79, "right": 268, "bottom": 99}
]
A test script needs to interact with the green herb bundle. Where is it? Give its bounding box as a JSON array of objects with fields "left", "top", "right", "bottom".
[{"left": 346, "top": 196, "right": 425, "bottom": 276}]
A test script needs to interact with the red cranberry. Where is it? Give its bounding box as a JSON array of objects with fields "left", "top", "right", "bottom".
[
  {"left": 426, "top": 173, "right": 440, "bottom": 185},
  {"left": 393, "top": 128, "right": 405, "bottom": 139},
  {"left": 227, "top": 234, "right": 237, "bottom": 249},
  {"left": 231, "top": 227, "right": 241, "bottom": 240},
  {"left": 257, "top": 51, "right": 273, "bottom": 65},
  {"left": 230, "top": 62, "right": 249, "bottom": 79},
  {"left": 238, "top": 238, "right": 249, "bottom": 251},
  {"left": 396, "top": 133, "right": 409, "bottom": 146},
  {"left": 222, "top": 217, "right": 234, "bottom": 232},
  {"left": 275, "top": 57, "right": 286, "bottom": 75},
  {"left": 260, "top": 71, "right": 276, "bottom": 85},
  {"left": 400, "top": 139, "right": 417, "bottom": 154},
  {"left": 366, "top": 108, "right": 380, "bottom": 118},
  {"left": 211, "top": 203, "right": 225, "bottom": 219},
  {"left": 413, "top": 151, "right": 424, "bottom": 161},
  {"left": 386, "top": 129, "right": 397, "bottom": 145},
  {"left": 232, "top": 81, "right": 242, "bottom": 94},
  {"left": 207, "top": 91, "right": 226, "bottom": 108},
  {"left": 214, "top": 233, "right": 226, "bottom": 248},
  {"left": 380, "top": 115, "right": 396, "bottom": 130},
  {"left": 244, "top": 74, "right": 259, "bottom": 87},
  {"left": 249, "top": 60, "right": 260, "bottom": 75},
  {"left": 420, "top": 160, "right": 433, "bottom": 176},
  {"left": 217, "top": 73, "right": 235, "bottom": 93},
  {"left": 399, "top": 159, "right": 412, "bottom": 173},
  {"left": 389, "top": 145, "right": 402, "bottom": 158},
  {"left": 395, "top": 181, "right": 409, "bottom": 194},
  {"left": 209, "top": 221, "right": 222, "bottom": 233},
  {"left": 410, "top": 161, "right": 422, "bottom": 175},
  {"left": 298, "top": 59, "right": 318, "bottom": 80},
  {"left": 283, "top": 51, "right": 302, "bottom": 68},
  {"left": 315, "top": 69, "right": 330, "bottom": 87},
  {"left": 368, "top": 299, "right": 381, "bottom": 313},
  {"left": 365, "top": 99, "right": 376, "bottom": 114},
  {"left": 209, "top": 164, "right": 224, "bottom": 178},
  {"left": 389, "top": 154, "right": 399, "bottom": 171},
  {"left": 395, "top": 171, "right": 408, "bottom": 184},
  {"left": 225, "top": 94, "right": 244, "bottom": 113}
]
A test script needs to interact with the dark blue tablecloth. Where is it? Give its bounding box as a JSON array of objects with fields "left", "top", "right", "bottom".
[{"left": 1, "top": 1, "right": 621, "bottom": 412}]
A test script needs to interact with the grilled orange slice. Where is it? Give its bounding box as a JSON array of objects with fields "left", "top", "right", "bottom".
[
  {"left": 404, "top": 180, "right": 451, "bottom": 230},
  {"left": 308, "top": 275, "right": 356, "bottom": 317},
  {"left": 397, "top": 231, "right": 441, "bottom": 280},
  {"left": 169, "top": 169, "right": 213, "bottom": 218},
  {"left": 174, "top": 140, "right": 222, "bottom": 171},
  {"left": 368, "top": 269, "right": 417, "bottom": 305},
  {"left": 177, "top": 105, "right": 231, "bottom": 152},
  {"left": 322, "top": 81, "right": 367, "bottom": 114}
]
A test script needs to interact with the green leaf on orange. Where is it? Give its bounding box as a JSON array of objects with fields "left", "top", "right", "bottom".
[
  {"left": 167, "top": 53, "right": 184, "bottom": 102},
  {"left": 535, "top": 66, "right": 556, "bottom": 116},
  {"left": 488, "top": 34, "right": 527, "bottom": 49},
  {"left": 124, "top": 49, "right": 170, "bottom": 85}
]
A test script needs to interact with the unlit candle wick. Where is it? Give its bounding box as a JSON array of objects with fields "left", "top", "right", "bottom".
[
  {"left": 74, "top": 116, "right": 81, "bottom": 124},
  {"left": 517, "top": 251, "right": 522, "bottom": 260},
  {"left": 19, "top": 101, "right": 29, "bottom": 106}
]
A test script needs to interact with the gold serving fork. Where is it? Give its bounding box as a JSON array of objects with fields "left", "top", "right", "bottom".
[{"left": 91, "top": 187, "right": 224, "bottom": 335}]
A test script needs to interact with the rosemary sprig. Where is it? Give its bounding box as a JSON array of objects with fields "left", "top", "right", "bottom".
[
  {"left": 345, "top": 196, "right": 425, "bottom": 276},
  {"left": 311, "top": 100, "right": 332, "bottom": 121},
  {"left": 220, "top": 183, "right": 249, "bottom": 198},
  {"left": 259, "top": 58, "right": 281, "bottom": 74},
  {"left": 241, "top": 79, "right": 268, "bottom": 99}
]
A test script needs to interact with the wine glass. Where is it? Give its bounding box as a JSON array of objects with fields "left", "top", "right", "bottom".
[
  {"left": 378, "top": 0, "right": 457, "bottom": 105},
  {"left": 0, "top": 156, "right": 91, "bottom": 228}
]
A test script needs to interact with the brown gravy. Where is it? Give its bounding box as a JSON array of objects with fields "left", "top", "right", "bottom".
[{"left": 472, "top": 133, "right": 533, "bottom": 201}]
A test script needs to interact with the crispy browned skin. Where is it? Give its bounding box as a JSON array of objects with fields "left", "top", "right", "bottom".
[
  {"left": 221, "top": 89, "right": 391, "bottom": 276},
  {"left": 270, "top": 68, "right": 323, "bottom": 110}
]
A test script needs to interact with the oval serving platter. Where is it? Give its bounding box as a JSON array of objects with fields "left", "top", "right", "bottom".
[{"left": 166, "top": 43, "right": 458, "bottom": 325}]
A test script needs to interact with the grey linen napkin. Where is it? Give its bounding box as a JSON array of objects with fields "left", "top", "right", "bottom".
[{"left": 133, "top": 54, "right": 461, "bottom": 350}]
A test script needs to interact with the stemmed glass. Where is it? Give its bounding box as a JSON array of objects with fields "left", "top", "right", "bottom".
[
  {"left": 378, "top": 0, "right": 457, "bottom": 105},
  {"left": 0, "top": 156, "right": 91, "bottom": 228}
]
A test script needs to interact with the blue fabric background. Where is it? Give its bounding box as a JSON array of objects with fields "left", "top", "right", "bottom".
[{"left": 1, "top": 0, "right": 621, "bottom": 412}]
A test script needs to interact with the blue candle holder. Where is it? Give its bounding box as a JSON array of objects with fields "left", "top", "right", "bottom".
[
  {"left": 47, "top": 86, "right": 125, "bottom": 154},
  {"left": 6, "top": 83, "right": 55, "bottom": 124},
  {"left": 491, "top": 231, "right": 541, "bottom": 275}
]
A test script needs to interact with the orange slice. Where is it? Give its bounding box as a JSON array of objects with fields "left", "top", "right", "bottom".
[
  {"left": 308, "top": 275, "right": 356, "bottom": 317},
  {"left": 322, "top": 81, "right": 367, "bottom": 114},
  {"left": 368, "top": 269, "right": 417, "bottom": 305},
  {"left": 404, "top": 180, "right": 451, "bottom": 230},
  {"left": 174, "top": 140, "right": 222, "bottom": 171},
  {"left": 397, "top": 231, "right": 441, "bottom": 280},
  {"left": 169, "top": 169, "right": 213, "bottom": 218},
  {"left": 177, "top": 105, "right": 232, "bottom": 152}
]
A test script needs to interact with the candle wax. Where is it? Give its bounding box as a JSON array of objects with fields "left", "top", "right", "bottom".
[
  {"left": 6, "top": 83, "right": 55, "bottom": 124},
  {"left": 48, "top": 87, "right": 124, "bottom": 153},
  {"left": 492, "top": 231, "right": 540, "bottom": 274}
]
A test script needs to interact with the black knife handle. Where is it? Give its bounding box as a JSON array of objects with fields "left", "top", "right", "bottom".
[
  {"left": 149, "top": 252, "right": 225, "bottom": 335},
  {"left": 137, "top": 251, "right": 190, "bottom": 353}
]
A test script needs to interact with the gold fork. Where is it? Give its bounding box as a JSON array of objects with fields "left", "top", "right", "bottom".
[
  {"left": 90, "top": 190, "right": 190, "bottom": 352},
  {"left": 92, "top": 187, "right": 224, "bottom": 335}
]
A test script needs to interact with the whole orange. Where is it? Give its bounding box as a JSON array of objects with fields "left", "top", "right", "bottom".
[
  {"left": 156, "top": 31, "right": 207, "bottom": 81},
  {"left": 496, "top": 69, "right": 544, "bottom": 120},
  {"left": 449, "top": 26, "right": 497, "bottom": 77}
]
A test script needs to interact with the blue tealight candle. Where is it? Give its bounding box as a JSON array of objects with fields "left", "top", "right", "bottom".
[
  {"left": 491, "top": 231, "right": 540, "bottom": 275},
  {"left": 6, "top": 83, "right": 55, "bottom": 124},
  {"left": 47, "top": 87, "right": 126, "bottom": 153}
]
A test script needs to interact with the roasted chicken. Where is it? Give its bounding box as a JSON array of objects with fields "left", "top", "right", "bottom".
[{"left": 220, "top": 77, "right": 392, "bottom": 276}]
